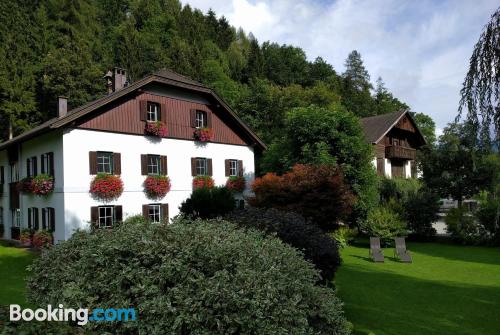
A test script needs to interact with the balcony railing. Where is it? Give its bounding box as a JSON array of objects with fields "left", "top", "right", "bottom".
[{"left": 385, "top": 145, "right": 416, "bottom": 160}]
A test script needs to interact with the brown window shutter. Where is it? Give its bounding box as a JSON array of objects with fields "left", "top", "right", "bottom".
[
  {"left": 49, "top": 152, "right": 55, "bottom": 177},
  {"left": 114, "top": 205, "right": 123, "bottom": 223},
  {"left": 191, "top": 158, "right": 196, "bottom": 176},
  {"left": 49, "top": 208, "right": 55, "bottom": 232},
  {"left": 89, "top": 152, "right": 97, "bottom": 175},
  {"left": 190, "top": 109, "right": 197, "bottom": 128},
  {"left": 142, "top": 205, "right": 149, "bottom": 220},
  {"left": 34, "top": 208, "right": 39, "bottom": 230},
  {"left": 42, "top": 208, "right": 47, "bottom": 230},
  {"left": 160, "top": 103, "right": 167, "bottom": 122},
  {"left": 238, "top": 160, "right": 244, "bottom": 177},
  {"left": 141, "top": 154, "right": 148, "bottom": 175},
  {"left": 91, "top": 207, "right": 98, "bottom": 225},
  {"left": 140, "top": 100, "right": 147, "bottom": 121},
  {"left": 207, "top": 111, "right": 212, "bottom": 128},
  {"left": 161, "top": 203, "right": 169, "bottom": 223},
  {"left": 113, "top": 153, "right": 121, "bottom": 175},
  {"left": 207, "top": 158, "right": 213, "bottom": 176},
  {"left": 160, "top": 156, "right": 168, "bottom": 175},
  {"left": 224, "top": 160, "right": 230, "bottom": 177}
]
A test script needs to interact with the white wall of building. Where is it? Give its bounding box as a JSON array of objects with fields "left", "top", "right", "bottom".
[
  {"left": 62, "top": 128, "right": 255, "bottom": 240},
  {"left": 384, "top": 158, "right": 392, "bottom": 178},
  {"left": 405, "top": 160, "right": 412, "bottom": 178}
]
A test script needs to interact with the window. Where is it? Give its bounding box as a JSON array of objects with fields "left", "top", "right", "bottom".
[
  {"left": 42, "top": 207, "right": 55, "bottom": 231},
  {"left": 28, "top": 208, "right": 39, "bottom": 230},
  {"left": 195, "top": 110, "right": 207, "bottom": 128},
  {"left": 195, "top": 158, "right": 207, "bottom": 176},
  {"left": 98, "top": 206, "right": 114, "bottom": 228},
  {"left": 12, "top": 209, "right": 21, "bottom": 228},
  {"left": 97, "top": 152, "right": 113, "bottom": 174},
  {"left": 41, "top": 152, "right": 54, "bottom": 176},
  {"left": 10, "top": 163, "right": 19, "bottom": 182},
  {"left": 26, "top": 156, "right": 37, "bottom": 177},
  {"left": 148, "top": 204, "right": 161, "bottom": 223},
  {"left": 229, "top": 160, "right": 238, "bottom": 176},
  {"left": 148, "top": 155, "right": 161, "bottom": 175},
  {"left": 147, "top": 102, "right": 160, "bottom": 122}
]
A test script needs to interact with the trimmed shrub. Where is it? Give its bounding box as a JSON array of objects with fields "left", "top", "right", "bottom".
[
  {"left": 475, "top": 196, "right": 500, "bottom": 245},
  {"left": 225, "top": 207, "right": 341, "bottom": 282},
  {"left": 32, "top": 230, "right": 53, "bottom": 249},
  {"left": 331, "top": 226, "right": 358, "bottom": 249},
  {"left": 361, "top": 207, "right": 407, "bottom": 246},
  {"left": 250, "top": 164, "right": 355, "bottom": 231},
  {"left": 180, "top": 186, "right": 235, "bottom": 219},
  {"left": 27, "top": 219, "right": 351, "bottom": 335},
  {"left": 403, "top": 189, "right": 440, "bottom": 239}
]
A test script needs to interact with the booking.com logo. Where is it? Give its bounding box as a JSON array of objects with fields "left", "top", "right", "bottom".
[{"left": 10, "top": 304, "right": 136, "bottom": 325}]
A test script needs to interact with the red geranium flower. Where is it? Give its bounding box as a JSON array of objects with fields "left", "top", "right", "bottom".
[
  {"left": 226, "top": 176, "right": 246, "bottom": 193},
  {"left": 193, "top": 176, "right": 215, "bottom": 190},
  {"left": 144, "top": 175, "right": 171, "bottom": 199},
  {"left": 193, "top": 128, "right": 213, "bottom": 142},
  {"left": 145, "top": 121, "right": 168, "bottom": 137},
  {"left": 89, "top": 174, "right": 124, "bottom": 202}
]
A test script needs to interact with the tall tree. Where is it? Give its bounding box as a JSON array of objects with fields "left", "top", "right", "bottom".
[
  {"left": 373, "top": 77, "right": 409, "bottom": 115},
  {"left": 458, "top": 7, "right": 499, "bottom": 145},
  {"left": 341, "top": 50, "right": 375, "bottom": 117}
]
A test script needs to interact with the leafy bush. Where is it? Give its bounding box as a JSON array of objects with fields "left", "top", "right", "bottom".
[
  {"left": 27, "top": 219, "right": 351, "bottom": 335},
  {"left": 225, "top": 207, "right": 341, "bottom": 282},
  {"left": 32, "top": 230, "right": 53, "bottom": 249},
  {"left": 331, "top": 226, "right": 358, "bottom": 249},
  {"left": 250, "top": 164, "right": 355, "bottom": 231},
  {"left": 180, "top": 186, "right": 235, "bottom": 219},
  {"left": 20, "top": 228, "right": 33, "bottom": 246},
  {"left": 361, "top": 207, "right": 407, "bottom": 246},
  {"left": 226, "top": 175, "right": 246, "bottom": 192},
  {"left": 379, "top": 177, "right": 421, "bottom": 203},
  {"left": 403, "top": 189, "right": 440, "bottom": 239},
  {"left": 475, "top": 196, "right": 500, "bottom": 245},
  {"left": 445, "top": 208, "right": 486, "bottom": 245}
]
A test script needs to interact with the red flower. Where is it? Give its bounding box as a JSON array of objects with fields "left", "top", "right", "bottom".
[
  {"left": 89, "top": 174, "right": 124, "bottom": 201},
  {"left": 145, "top": 121, "right": 168, "bottom": 137},
  {"left": 193, "top": 176, "right": 215, "bottom": 190},
  {"left": 226, "top": 176, "right": 246, "bottom": 193},
  {"left": 32, "top": 230, "right": 53, "bottom": 249},
  {"left": 144, "top": 175, "right": 171, "bottom": 199},
  {"left": 193, "top": 128, "right": 213, "bottom": 142}
]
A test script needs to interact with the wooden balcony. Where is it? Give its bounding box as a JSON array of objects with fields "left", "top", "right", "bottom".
[{"left": 385, "top": 145, "right": 416, "bottom": 160}]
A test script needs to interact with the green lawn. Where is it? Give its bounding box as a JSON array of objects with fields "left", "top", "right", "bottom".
[
  {"left": 0, "top": 243, "right": 36, "bottom": 306},
  {"left": 336, "top": 241, "right": 500, "bottom": 335}
]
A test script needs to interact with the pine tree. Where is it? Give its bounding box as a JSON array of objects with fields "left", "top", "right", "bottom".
[{"left": 343, "top": 50, "right": 372, "bottom": 91}]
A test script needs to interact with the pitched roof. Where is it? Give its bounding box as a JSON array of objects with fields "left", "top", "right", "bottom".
[
  {"left": 360, "top": 110, "right": 426, "bottom": 145},
  {"left": 0, "top": 69, "right": 266, "bottom": 151}
]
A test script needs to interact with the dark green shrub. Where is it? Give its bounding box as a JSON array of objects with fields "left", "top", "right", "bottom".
[
  {"left": 361, "top": 207, "right": 407, "bottom": 246},
  {"left": 403, "top": 189, "right": 440, "bottom": 239},
  {"left": 27, "top": 219, "right": 351, "bottom": 335},
  {"left": 475, "top": 197, "right": 500, "bottom": 245},
  {"left": 225, "top": 207, "right": 341, "bottom": 282},
  {"left": 379, "top": 177, "right": 421, "bottom": 203},
  {"left": 445, "top": 207, "right": 486, "bottom": 245},
  {"left": 180, "top": 186, "right": 235, "bottom": 219},
  {"left": 331, "top": 226, "right": 358, "bottom": 249}
]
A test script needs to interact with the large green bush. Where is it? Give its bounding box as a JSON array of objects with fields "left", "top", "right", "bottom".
[
  {"left": 403, "top": 189, "right": 440, "bottom": 239},
  {"left": 27, "top": 218, "right": 351, "bottom": 335},
  {"left": 475, "top": 196, "right": 500, "bottom": 245},
  {"left": 180, "top": 186, "right": 235, "bottom": 219},
  {"left": 445, "top": 208, "right": 486, "bottom": 245},
  {"left": 225, "top": 207, "right": 341, "bottom": 282},
  {"left": 361, "top": 207, "right": 407, "bottom": 246},
  {"left": 379, "top": 177, "right": 421, "bottom": 203}
]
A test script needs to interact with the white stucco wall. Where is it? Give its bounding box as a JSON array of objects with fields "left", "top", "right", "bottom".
[
  {"left": 384, "top": 158, "right": 392, "bottom": 178},
  {"left": 405, "top": 160, "right": 412, "bottom": 178},
  {"left": 62, "top": 128, "right": 255, "bottom": 240}
]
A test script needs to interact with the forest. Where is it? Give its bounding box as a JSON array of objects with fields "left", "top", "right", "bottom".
[{"left": 0, "top": 0, "right": 423, "bottom": 147}]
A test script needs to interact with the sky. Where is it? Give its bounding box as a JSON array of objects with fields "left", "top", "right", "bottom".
[{"left": 183, "top": 0, "right": 498, "bottom": 133}]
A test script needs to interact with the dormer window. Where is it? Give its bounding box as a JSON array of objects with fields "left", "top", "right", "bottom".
[
  {"left": 147, "top": 102, "right": 160, "bottom": 122},
  {"left": 195, "top": 110, "right": 207, "bottom": 128}
]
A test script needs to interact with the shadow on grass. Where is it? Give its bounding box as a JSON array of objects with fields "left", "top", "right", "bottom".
[
  {"left": 336, "top": 266, "right": 500, "bottom": 335},
  {"left": 408, "top": 243, "right": 500, "bottom": 266}
]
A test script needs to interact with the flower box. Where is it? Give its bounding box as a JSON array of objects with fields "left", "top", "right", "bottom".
[
  {"left": 193, "top": 176, "right": 215, "bottom": 190},
  {"left": 144, "top": 175, "right": 171, "bottom": 200},
  {"left": 145, "top": 121, "right": 168, "bottom": 137},
  {"left": 32, "top": 230, "right": 53, "bottom": 249},
  {"left": 226, "top": 176, "right": 246, "bottom": 193},
  {"left": 19, "top": 175, "right": 54, "bottom": 196},
  {"left": 193, "top": 128, "right": 213, "bottom": 142},
  {"left": 89, "top": 174, "right": 124, "bottom": 202}
]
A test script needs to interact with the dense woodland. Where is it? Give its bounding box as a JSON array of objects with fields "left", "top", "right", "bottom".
[{"left": 0, "top": 0, "right": 417, "bottom": 146}]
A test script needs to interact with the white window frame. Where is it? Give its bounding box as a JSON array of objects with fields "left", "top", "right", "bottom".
[
  {"left": 12, "top": 209, "right": 21, "bottom": 228},
  {"left": 98, "top": 206, "right": 114, "bottom": 228},
  {"left": 196, "top": 158, "right": 207, "bottom": 176},
  {"left": 195, "top": 110, "right": 207, "bottom": 129},
  {"left": 148, "top": 155, "right": 161, "bottom": 175},
  {"left": 42, "top": 207, "right": 54, "bottom": 231},
  {"left": 97, "top": 152, "right": 113, "bottom": 174},
  {"left": 147, "top": 102, "right": 159, "bottom": 122},
  {"left": 10, "top": 163, "right": 19, "bottom": 182},
  {"left": 229, "top": 160, "right": 238, "bottom": 177},
  {"left": 41, "top": 153, "right": 53, "bottom": 176},
  {"left": 148, "top": 204, "right": 161, "bottom": 223}
]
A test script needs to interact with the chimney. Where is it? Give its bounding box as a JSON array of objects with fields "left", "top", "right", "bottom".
[
  {"left": 113, "top": 67, "right": 127, "bottom": 92},
  {"left": 104, "top": 70, "right": 113, "bottom": 94},
  {"left": 58, "top": 96, "right": 68, "bottom": 118}
]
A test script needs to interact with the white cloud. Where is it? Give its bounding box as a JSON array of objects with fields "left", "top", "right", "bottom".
[{"left": 183, "top": 0, "right": 499, "bottom": 128}]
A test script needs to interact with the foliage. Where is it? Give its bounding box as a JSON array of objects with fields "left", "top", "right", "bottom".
[
  {"left": 403, "top": 189, "right": 440, "bottom": 239},
  {"left": 374, "top": 77, "right": 409, "bottom": 116},
  {"left": 412, "top": 112, "right": 436, "bottom": 146},
  {"left": 331, "top": 226, "right": 358, "bottom": 249},
  {"left": 225, "top": 207, "right": 342, "bottom": 282},
  {"left": 361, "top": 207, "right": 407, "bottom": 246},
  {"left": 20, "top": 229, "right": 33, "bottom": 246},
  {"left": 180, "top": 186, "right": 235, "bottom": 219},
  {"left": 89, "top": 173, "right": 124, "bottom": 202},
  {"left": 144, "top": 175, "right": 171, "bottom": 200},
  {"left": 192, "top": 175, "right": 215, "bottom": 189},
  {"left": 193, "top": 127, "right": 213, "bottom": 142},
  {"left": 261, "top": 105, "right": 378, "bottom": 225},
  {"left": 445, "top": 208, "right": 486, "bottom": 245},
  {"left": 27, "top": 219, "right": 351, "bottom": 335},
  {"left": 250, "top": 164, "right": 355, "bottom": 231},
  {"left": 30, "top": 174, "right": 55, "bottom": 195},
  {"left": 458, "top": 7, "right": 499, "bottom": 142},
  {"left": 32, "top": 230, "right": 53, "bottom": 249},
  {"left": 475, "top": 195, "right": 500, "bottom": 245},
  {"left": 379, "top": 177, "right": 421, "bottom": 204},
  {"left": 144, "top": 121, "right": 168, "bottom": 137},
  {"left": 225, "top": 175, "right": 246, "bottom": 192}
]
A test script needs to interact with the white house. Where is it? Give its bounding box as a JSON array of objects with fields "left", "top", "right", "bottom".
[{"left": 0, "top": 68, "right": 266, "bottom": 243}]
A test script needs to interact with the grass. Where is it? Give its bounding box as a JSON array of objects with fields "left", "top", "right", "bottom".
[
  {"left": 0, "top": 242, "right": 36, "bottom": 307},
  {"left": 336, "top": 240, "right": 500, "bottom": 335}
]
